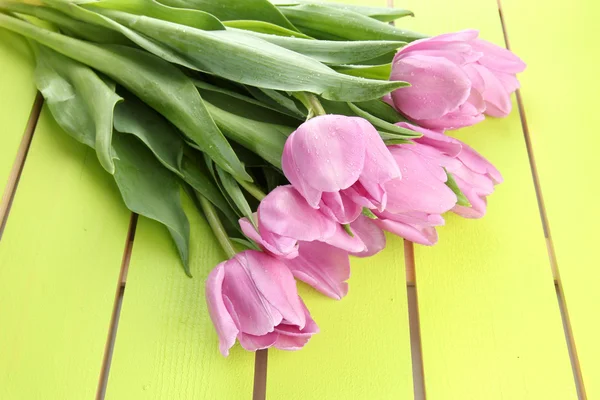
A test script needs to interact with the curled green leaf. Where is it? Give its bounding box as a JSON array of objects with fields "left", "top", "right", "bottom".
[
  {"left": 113, "top": 91, "right": 184, "bottom": 177},
  {"left": 34, "top": 45, "right": 121, "bottom": 173}
]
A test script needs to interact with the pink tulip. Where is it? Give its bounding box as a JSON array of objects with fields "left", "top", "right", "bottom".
[
  {"left": 446, "top": 142, "right": 503, "bottom": 218},
  {"left": 389, "top": 30, "right": 526, "bottom": 130},
  {"left": 367, "top": 123, "right": 458, "bottom": 245},
  {"left": 349, "top": 215, "right": 387, "bottom": 257},
  {"left": 283, "top": 216, "right": 386, "bottom": 299},
  {"left": 397, "top": 122, "right": 503, "bottom": 218},
  {"left": 206, "top": 250, "right": 318, "bottom": 356},
  {"left": 240, "top": 185, "right": 369, "bottom": 255},
  {"left": 282, "top": 115, "right": 401, "bottom": 223},
  {"left": 374, "top": 210, "right": 444, "bottom": 246},
  {"left": 285, "top": 240, "right": 351, "bottom": 300}
]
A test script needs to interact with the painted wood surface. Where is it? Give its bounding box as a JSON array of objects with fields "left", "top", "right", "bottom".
[
  {"left": 500, "top": 0, "right": 600, "bottom": 397},
  {"left": 0, "top": 106, "right": 131, "bottom": 399},
  {"left": 105, "top": 198, "right": 255, "bottom": 399},
  {"left": 0, "top": 31, "right": 37, "bottom": 204},
  {"left": 399, "top": 0, "right": 579, "bottom": 398},
  {"left": 0, "top": 0, "right": 596, "bottom": 399}
]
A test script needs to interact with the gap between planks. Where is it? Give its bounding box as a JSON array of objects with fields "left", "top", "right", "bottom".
[
  {"left": 404, "top": 241, "right": 426, "bottom": 400},
  {"left": 96, "top": 213, "right": 138, "bottom": 400},
  {"left": 0, "top": 93, "right": 43, "bottom": 240},
  {"left": 496, "top": 2, "right": 586, "bottom": 398}
]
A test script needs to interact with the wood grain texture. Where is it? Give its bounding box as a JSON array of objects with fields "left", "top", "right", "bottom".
[
  {"left": 0, "top": 31, "right": 38, "bottom": 217},
  {"left": 0, "top": 106, "right": 131, "bottom": 399},
  {"left": 105, "top": 198, "right": 254, "bottom": 400},
  {"left": 499, "top": 0, "right": 600, "bottom": 397},
  {"left": 267, "top": 234, "right": 414, "bottom": 400},
  {"left": 397, "top": 0, "right": 578, "bottom": 398}
]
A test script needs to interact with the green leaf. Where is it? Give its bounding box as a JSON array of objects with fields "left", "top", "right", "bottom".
[
  {"left": 193, "top": 79, "right": 301, "bottom": 121},
  {"left": 0, "top": 13, "right": 251, "bottom": 181},
  {"left": 199, "top": 89, "right": 292, "bottom": 169},
  {"left": 298, "top": 2, "right": 414, "bottom": 22},
  {"left": 264, "top": 167, "right": 283, "bottom": 192},
  {"left": 244, "top": 86, "right": 306, "bottom": 120},
  {"left": 230, "top": 237, "right": 261, "bottom": 251},
  {"left": 347, "top": 103, "right": 421, "bottom": 138},
  {"left": 383, "top": 137, "right": 412, "bottom": 145},
  {"left": 445, "top": 169, "right": 471, "bottom": 207},
  {"left": 180, "top": 156, "right": 239, "bottom": 222},
  {"left": 41, "top": 0, "right": 200, "bottom": 70},
  {"left": 0, "top": 2, "right": 129, "bottom": 44},
  {"left": 277, "top": 4, "right": 426, "bottom": 42},
  {"left": 34, "top": 45, "right": 121, "bottom": 173},
  {"left": 85, "top": 9, "right": 409, "bottom": 101},
  {"left": 224, "top": 20, "right": 311, "bottom": 38},
  {"left": 159, "top": 0, "right": 298, "bottom": 31},
  {"left": 113, "top": 91, "right": 184, "bottom": 177},
  {"left": 233, "top": 29, "right": 405, "bottom": 65},
  {"left": 354, "top": 99, "right": 407, "bottom": 124},
  {"left": 333, "top": 63, "right": 392, "bottom": 80},
  {"left": 112, "top": 133, "right": 192, "bottom": 275},
  {"left": 216, "top": 166, "right": 256, "bottom": 228},
  {"left": 89, "top": 0, "right": 225, "bottom": 30}
]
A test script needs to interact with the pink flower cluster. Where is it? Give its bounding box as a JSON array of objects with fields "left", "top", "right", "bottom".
[{"left": 207, "top": 30, "right": 521, "bottom": 357}]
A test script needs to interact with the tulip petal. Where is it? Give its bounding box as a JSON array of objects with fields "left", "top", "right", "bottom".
[
  {"left": 282, "top": 115, "right": 367, "bottom": 194},
  {"left": 205, "top": 264, "right": 240, "bottom": 356},
  {"left": 238, "top": 332, "right": 278, "bottom": 352},
  {"left": 391, "top": 54, "right": 472, "bottom": 120},
  {"left": 273, "top": 335, "right": 312, "bottom": 351},
  {"left": 418, "top": 100, "right": 486, "bottom": 130},
  {"left": 375, "top": 218, "right": 439, "bottom": 245},
  {"left": 358, "top": 117, "right": 401, "bottom": 184},
  {"left": 282, "top": 134, "right": 323, "bottom": 207},
  {"left": 242, "top": 251, "right": 307, "bottom": 329},
  {"left": 471, "top": 64, "right": 512, "bottom": 117},
  {"left": 259, "top": 185, "right": 337, "bottom": 242},
  {"left": 397, "top": 122, "right": 462, "bottom": 157},
  {"left": 286, "top": 241, "right": 350, "bottom": 300},
  {"left": 456, "top": 143, "right": 503, "bottom": 184},
  {"left": 239, "top": 215, "right": 299, "bottom": 259},
  {"left": 386, "top": 146, "right": 458, "bottom": 214},
  {"left": 350, "top": 216, "right": 386, "bottom": 257},
  {"left": 323, "top": 222, "right": 367, "bottom": 253},
  {"left": 320, "top": 191, "right": 363, "bottom": 224},
  {"left": 472, "top": 39, "right": 526, "bottom": 74},
  {"left": 221, "top": 255, "right": 283, "bottom": 336}
]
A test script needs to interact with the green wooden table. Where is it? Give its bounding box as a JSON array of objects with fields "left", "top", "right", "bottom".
[{"left": 1, "top": 0, "right": 598, "bottom": 399}]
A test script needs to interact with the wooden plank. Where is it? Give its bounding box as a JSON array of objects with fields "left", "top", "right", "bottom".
[
  {"left": 105, "top": 202, "right": 254, "bottom": 399},
  {"left": 267, "top": 236, "right": 414, "bottom": 400},
  {"left": 0, "top": 31, "right": 38, "bottom": 216},
  {"left": 397, "top": 0, "right": 578, "bottom": 398},
  {"left": 499, "top": 1, "right": 600, "bottom": 397},
  {"left": 267, "top": 0, "right": 414, "bottom": 398},
  {"left": 0, "top": 106, "right": 131, "bottom": 399}
]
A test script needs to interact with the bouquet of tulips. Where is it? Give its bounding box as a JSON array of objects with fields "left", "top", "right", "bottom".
[{"left": 0, "top": 0, "right": 524, "bottom": 356}]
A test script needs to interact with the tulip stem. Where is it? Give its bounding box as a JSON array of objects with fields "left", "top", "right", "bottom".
[
  {"left": 236, "top": 178, "right": 266, "bottom": 201},
  {"left": 198, "top": 195, "right": 237, "bottom": 258},
  {"left": 294, "top": 92, "right": 326, "bottom": 119}
]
